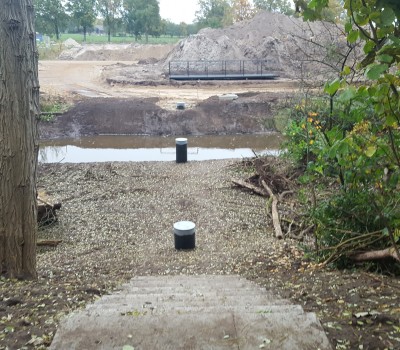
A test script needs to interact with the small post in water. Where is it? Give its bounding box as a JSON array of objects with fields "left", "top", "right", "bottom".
[{"left": 176, "top": 138, "right": 188, "bottom": 163}]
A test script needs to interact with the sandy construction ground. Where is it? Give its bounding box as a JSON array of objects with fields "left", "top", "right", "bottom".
[{"left": 39, "top": 60, "right": 298, "bottom": 106}]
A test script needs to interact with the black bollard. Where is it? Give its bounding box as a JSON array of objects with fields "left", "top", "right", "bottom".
[
  {"left": 173, "top": 221, "right": 196, "bottom": 250},
  {"left": 176, "top": 138, "right": 188, "bottom": 163}
]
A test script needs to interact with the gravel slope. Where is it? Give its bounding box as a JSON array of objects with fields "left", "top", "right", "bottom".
[
  {"left": 38, "top": 159, "right": 284, "bottom": 278},
  {"left": 1, "top": 160, "right": 399, "bottom": 349}
]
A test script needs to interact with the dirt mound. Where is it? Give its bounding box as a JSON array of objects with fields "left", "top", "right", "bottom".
[
  {"left": 102, "top": 11, "right": 350, "bottom": 84},
  {"left": 58, "top": 43, "right": 175, "bottom": 62},
  {"left": 39, "top": 93, "right": 282, "bottom": 139},
  {"left": 63, "top": 38, "right": 81, "bottom": 48},
  {"left": 66, "top": 11, "right": 351, "bottom": 84},
  {"left": 165, "top": 11, "right": 348, "bottom": 79}
]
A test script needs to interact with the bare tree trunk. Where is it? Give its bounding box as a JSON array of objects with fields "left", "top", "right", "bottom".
[
  {"left": 55, "top": 21, "right": 60, "bottom": 40},
  {"left": 0, "top": 0, "right": 39, "bottom": 279}
]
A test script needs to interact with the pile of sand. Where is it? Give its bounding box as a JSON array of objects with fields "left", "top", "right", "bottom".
[
  {"left": 74, "top": 11, "right": 354, "bottom": 82},
  {"left": 59, "top": 38, "right": 83, "bottom": 60},
  {"left": 165, "top": 11, "right": 351, "bottom": 79},
  {"left": 58, "top": 42, "right": 175, "bottom": 62},
  {"left": 63, "top": 38, "right": 81, "bottom": 48}
]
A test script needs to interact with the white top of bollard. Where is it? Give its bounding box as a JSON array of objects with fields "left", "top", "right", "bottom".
[
  {"left": 173, "top": 221, "right": 195, "bottom": 236},
  {"left": 175, "top": 138, "right": 188, "bottom": 145}
]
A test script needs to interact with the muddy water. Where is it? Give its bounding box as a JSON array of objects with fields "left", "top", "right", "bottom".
[{"left": 39, "top": 134, "right": 283, "bottom": 163}]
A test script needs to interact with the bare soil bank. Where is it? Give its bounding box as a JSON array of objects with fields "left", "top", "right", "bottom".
[{"left": 39, "top": 92, "right": 286, "bottom": 139}]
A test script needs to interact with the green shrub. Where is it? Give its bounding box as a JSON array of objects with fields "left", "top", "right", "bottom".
[
  {"left": 39, "top": 96, "right": 71, "bottom": 122},
  {"left": 281, "top": 88, "right": 400, "bottom": 267}
]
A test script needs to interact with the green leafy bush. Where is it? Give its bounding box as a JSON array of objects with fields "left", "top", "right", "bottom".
[{"left": 282, "top": 0, "right": 400, "bottom": 267}]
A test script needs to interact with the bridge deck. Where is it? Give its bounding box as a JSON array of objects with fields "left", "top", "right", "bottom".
[{"left": 169, "top": 73, "right": 278, "bottom": 81}]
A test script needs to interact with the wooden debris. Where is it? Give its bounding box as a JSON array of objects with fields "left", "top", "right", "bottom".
[
  {"left": 37, "top": 190, "right": 62, "bottom": 226},
  {"left": 351, "top": 247, "right": 400, "bottom": 262},
  {"left": 37, "top": 239, "right": 63, "bottom": 247},
  {"left": 231, "top": 178, "right": 267, "bottom": 197},
  {"left": 262, "top": 180, "right": 283, "bottom": 239}
]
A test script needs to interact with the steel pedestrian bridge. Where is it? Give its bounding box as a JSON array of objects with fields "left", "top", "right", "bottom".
[{"left": 168, "top": 60, "right": 278, "bottom": 81}]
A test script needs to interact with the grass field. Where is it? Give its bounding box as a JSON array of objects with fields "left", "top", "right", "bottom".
[{"left": 59, "top": 33, "right": 181, "bottom": 45}]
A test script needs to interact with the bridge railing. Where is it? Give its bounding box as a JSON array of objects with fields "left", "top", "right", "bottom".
[{"left": 168, "top": 59, "right": 278, "bottom": 78}]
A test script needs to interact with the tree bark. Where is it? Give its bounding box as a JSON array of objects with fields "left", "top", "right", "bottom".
[
  {"left": 0, "top": 0, "right": 39, "bottom": 279},
  {"left": 55, "top": 21, "right": 60, "bottom": 40}
]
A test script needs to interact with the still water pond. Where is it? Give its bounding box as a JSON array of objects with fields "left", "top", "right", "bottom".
[{"left": 39, "top": 134, "right": 283, "bottom": 163}]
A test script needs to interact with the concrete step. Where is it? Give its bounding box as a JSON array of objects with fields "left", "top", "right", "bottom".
[
  {"left": 85, "top": 303, "right": 305, "bottom": 316},
  {"left": 113, "top": 286, "right": 268, "bottom": 296},
  {"left": 131, "top": 275, "right": 248, "bottom": 283},
  {"left": 50, "top": 310, "right": 331, "bottom": 350},
  {"left": 91, "top": 293, "right": 291, "bottom": 308},
  {"left": 104, "top": 289, "right": 272, "bottom": 300},
  {"left": 127, "top": 275, "right": 258, "bottom": 288},
  {"left": 50, "top": 275, "right": 332, "bottom": 350}
]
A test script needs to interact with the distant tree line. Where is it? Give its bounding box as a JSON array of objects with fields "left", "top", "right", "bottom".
[
  {"left": 34, "top": 0, "right": 198, "bottom": 42},
  {"left": 36, "top": 0, "right": 345, "bottom": 42},
  {"left": 195, "top": 0, "right": 295, "bottom": 29},
  {"left": 195, "top": 0, "right": 344, "bottom": 29}
]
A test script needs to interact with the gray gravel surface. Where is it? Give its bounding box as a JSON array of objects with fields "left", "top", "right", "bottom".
[
  {"left": 37, "top": 160, "right": 286, "bottom": 279},
  {"left": 5, "top": 160, "right": 397, "bottom": 349}
]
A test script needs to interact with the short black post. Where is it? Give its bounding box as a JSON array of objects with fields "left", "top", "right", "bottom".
[
  {"left": 176, "top": 138, "right": 187, "bottom": 163},
  {"left": 173, "top": 221, "right": 196, "bottom": 250}
]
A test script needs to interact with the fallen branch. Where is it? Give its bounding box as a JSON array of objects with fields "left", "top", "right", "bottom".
[
  {"left": 351, "top": 247, "right": 400, "bottom": 262},
  {"left": 300, "top": 224, "right": 315, "bottom": 237},
  {"left": 265, "top": 195, "right": 273, "bottom": 224},
  {"left": 37, "top": 197, "right": 61, "bottom": 210},
  {"left": 37, "top": 239, "right": 63, "bottom": 247},
  {"left": 321, "top": 231, "right": 383, "bottom": 266},
  {"left": 287, "top": 219, "right": 294, "bottom": 236},
  {"left": 279, "top": 190, "right": 294, "bottom": 201},
  {"left": 231, "top": 179, "right": 267, "bottom": 197},
  {"left": 262, "top": 180, "right": 283, "bottom": 239}
]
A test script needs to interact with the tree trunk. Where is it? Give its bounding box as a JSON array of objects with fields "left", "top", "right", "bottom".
[
  {"left": 55, "top": 21, "right": 60, "bottom": 40},
  {"left": 83, "top": 26, "right": 87, "bottom": 42},
  {"left": 0, "top": 0, "right": 39, "bottom": 279}
]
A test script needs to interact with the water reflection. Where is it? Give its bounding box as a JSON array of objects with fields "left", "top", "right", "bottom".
[{"left": 39, "top": 134, "right": 283, "bottom": 163}]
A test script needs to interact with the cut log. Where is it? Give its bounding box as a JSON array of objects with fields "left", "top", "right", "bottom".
[
  {"left": 261, "top": 180, "right": 283, "bottom": 239},
  {"left": 37, "top": 239, "right": 63, "bottom": 247},
  {"left": 231, "top": 179, "right": 267, "bottom": 197},
  {"left": 351, "top": 247, "right": 400, "bottom": 262}
]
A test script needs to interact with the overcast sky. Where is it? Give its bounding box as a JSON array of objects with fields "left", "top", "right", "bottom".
[
  {"left": 159, "top": 0, "right": 200, "bottom": 24},
  {"left": 158, "top": 0, "right": 296, "bottom": 24}
]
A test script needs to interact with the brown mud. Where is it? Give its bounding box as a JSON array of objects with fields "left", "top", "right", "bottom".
[{"left": 39, "top": 92, "right": 286, "bottom": 139}]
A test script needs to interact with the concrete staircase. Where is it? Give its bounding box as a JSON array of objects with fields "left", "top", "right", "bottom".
[{"left": 50, "top": 275, "right": 332, "bottom": 350}]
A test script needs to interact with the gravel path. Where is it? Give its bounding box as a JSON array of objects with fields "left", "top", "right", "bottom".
[{"left": 38, "top": 159, "right": 285, "bottom": 279}]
